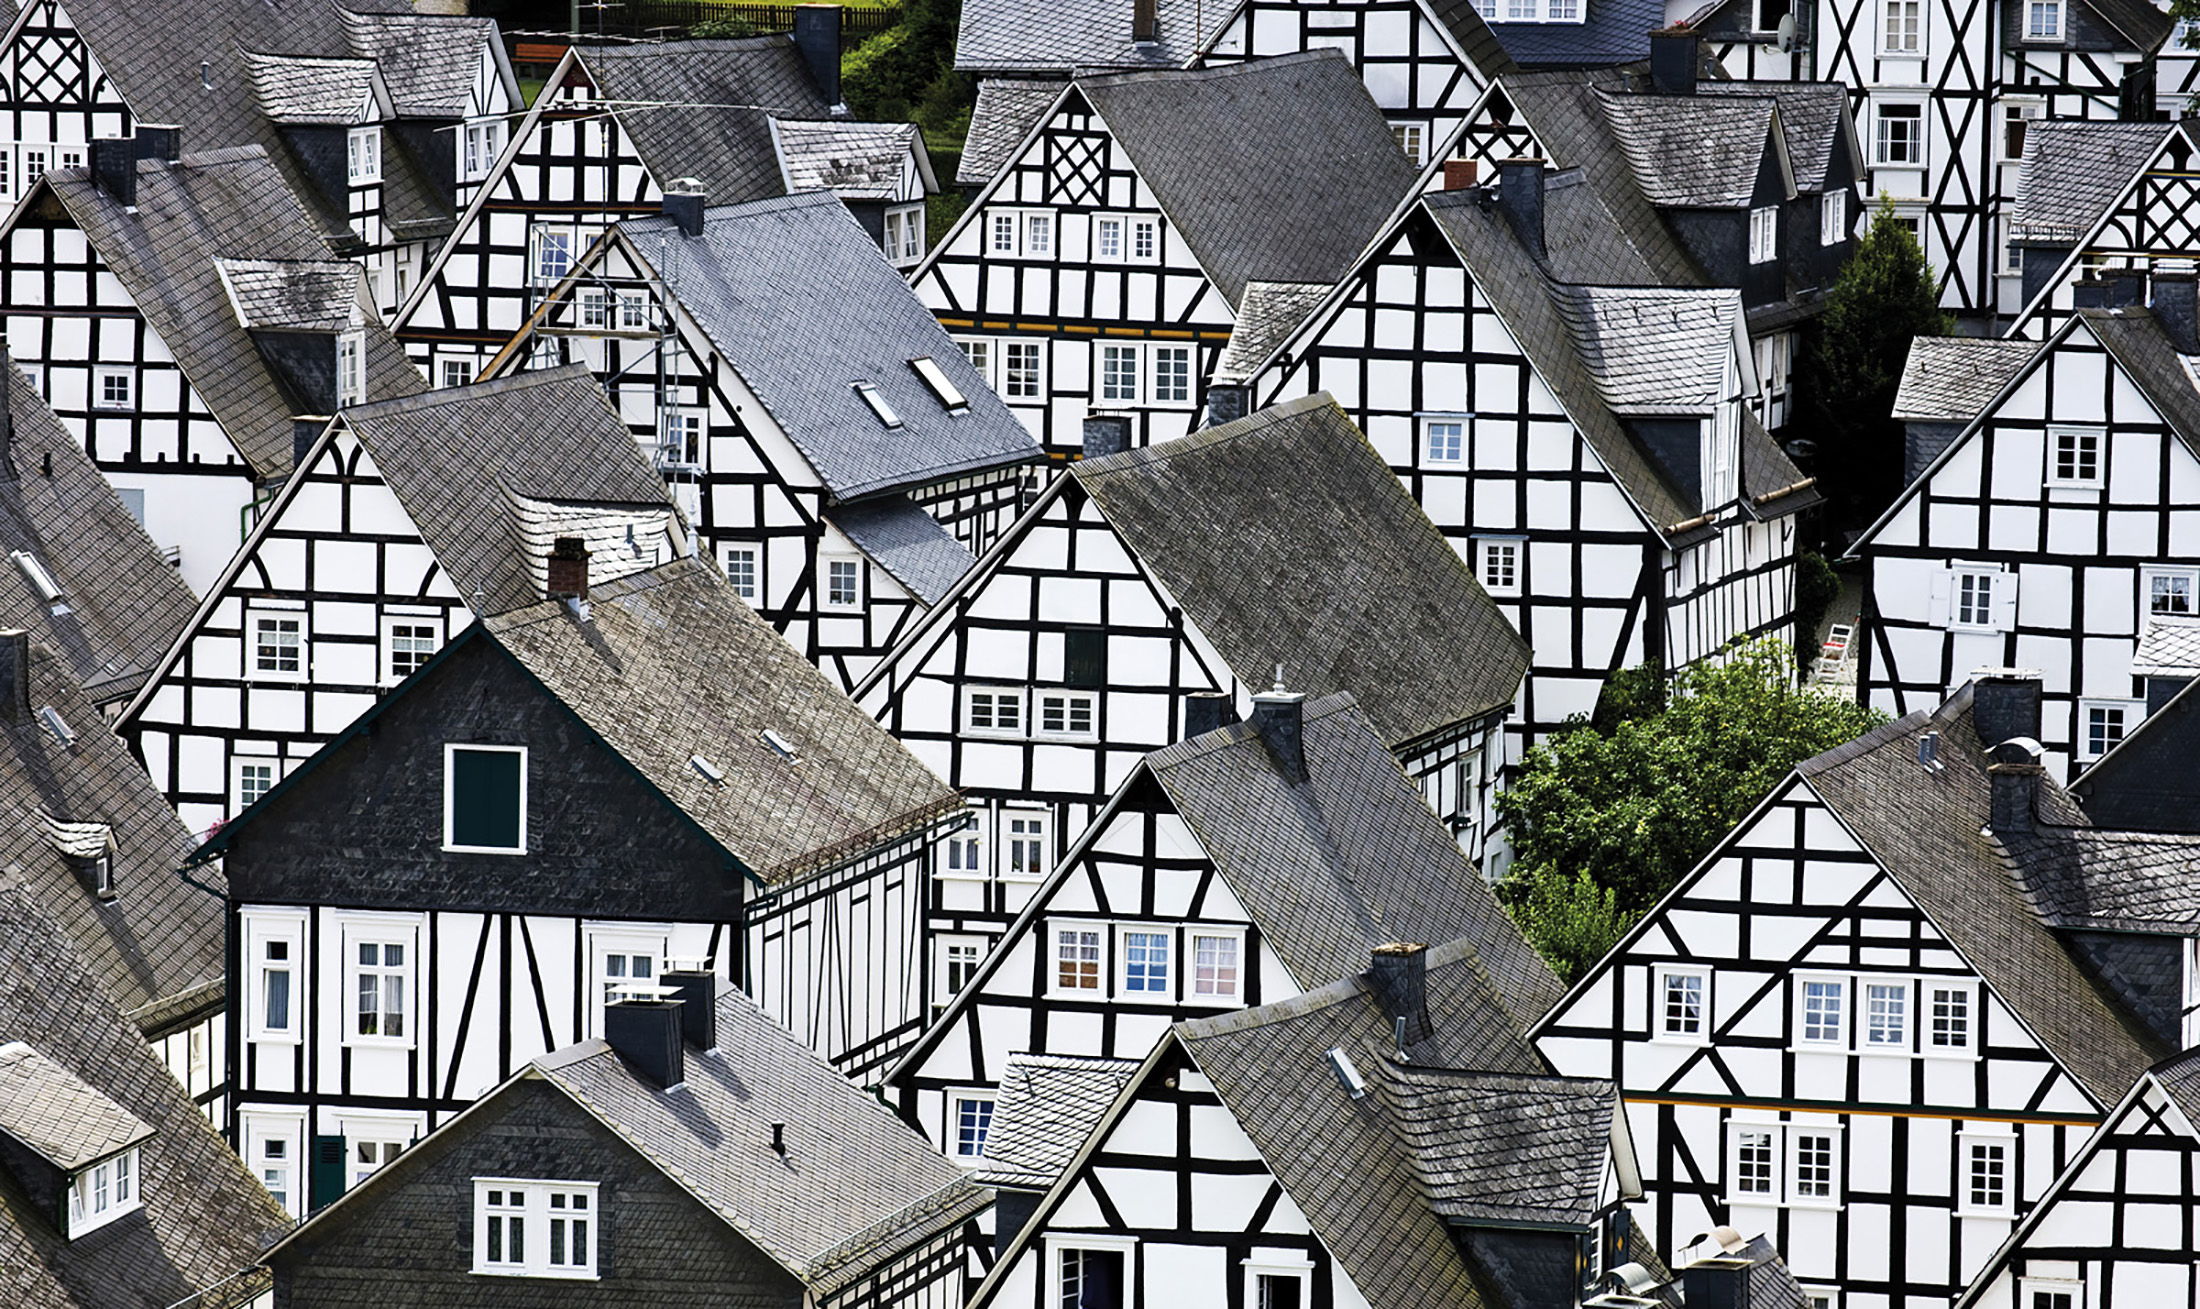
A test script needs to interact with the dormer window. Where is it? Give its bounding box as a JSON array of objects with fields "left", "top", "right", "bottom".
[
  {"left": 2026, "top": 0, "right": 2060, "bottom": 39},
  {"left": 347, "top": 127, "right": 382, "bottom": 183},
  {"left": 463, "top": 118, "right": 506, "bottom": 180},
  {"left": 66, "top": 1146, "right": 140, "bottom": 1236},
  {"left": 337, "top": 331, "right": 366, "bottom": 407},
  {"left": 1749, "top": 206, "right": 1777, "bottom": 264}
]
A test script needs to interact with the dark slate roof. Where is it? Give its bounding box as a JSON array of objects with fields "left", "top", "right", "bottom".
[
  {"left": 1073, "top": 394, "right": 1530, "bottom": 748},
  {"left": 485, "top": 559, "right": 963, "bottom": 885},
  {"left": 215, "top": 257, "right": 363, "bottom": 332},
  {"left": 1487, "top": 0, "right": 1663, "bottom": 66},
  {"left": 826, "top": 495, "right": 977, "bottom": 606},
  {"left": 1740, "top": 411, "right": 1823, "bottom": 518},
  {"left": 583, "top": 38, "right": 831, "bottom": 207},
  {"left": 41, "top": 147, "right": 423, "bottom": 480},
  {"left": 971, "top": 1052, "right": 1140, "bottom": 1189},
  {"left": 1723, "top": 1235, "right": 1813, "bottom": 1309},
  {"left": 0, "top": 360, "right": 197, "bottom": 705},
  {"left": 0, "top": 1041, "right": 153, "bottom": 1171},
  {"left": 2081, "top": 308, "right": 2200, "bottom": 460},
  {"left": 1146, "top": 693, "right": 1563, "bottom": 1026},
  {"left": 954, "top": 0, "right": 1199, "bottom": 73},
  {"left": 1890, "top": 337, "right": 2043, "bottom": 422},
  {"left": 1076, "top": 52, "right": 1419, "bottom": 306},
  {"left": 0, "top": 881, "right": 288, "bottom": 1308},
  {"left": 1553, "top": 284, "right": 1743, "bottom": 414},
  {"left": 774, "top": 119, "right": 926, "bottom": 200},
  {"left": 2157, "top": 1047, "right": 2200, "bottom": 1129},
  {"left": 2007, "top": 827, "right": 2200, "bottom": 933},
  {"left": 1213, "top": 280, "right": 1332, "bottom": 381},
  {"left": 1171, "top": 935, "right": 1587, "bottom": 1309},
  {"left": 331, "top": 365, "right": 675, "bottom": 617},
  {"left": 1796, "top": 685, "right": 2168, "bottom": 1102},
  {"left": 619, "top": 193, "right": 1042, "bottom": 501},
  {"left": 1388, "top": 1066, "right": 1614, "bottom": 1227},
  {"left": 957, "top": 78, "right": 1063, "bottom": 186},
  {"left": 1538, "top": 166, "right": 1665, "bottom": 284},
  {"left": 2132, "top": 616, "right": 2200, "bottom": 677},
  {"left": 240, "top": 49, "right": 382, "bottom": 125},
  {"left": 2012, "top": 120, "right": 2169, "bottom": 242},
  {"left": 2080, "top": 0, "right": 2174, "bottom": 51},
  {"left": 0, "top": 640, "right": 224, "bottom": 1035},
  {"left": 531, "top": 989, "right": 987, "bottom": 1293},
  {"left": 337, "top": 9, "right": 503, "bottom": 119},
  {"left": 1419, "top": 0, "right": 1523, "bottom": 83},
  {"left": 1598, "top": 87, "right": 1780, "bottom": 208},
  {"left": 1700, "top": 79, "right": 1851, "bottom": 191}
]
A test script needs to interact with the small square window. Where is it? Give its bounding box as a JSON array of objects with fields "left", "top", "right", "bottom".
[
  {"left": 1425, "top": 420, "right": 1464, "bottom": 463},
  {"left": 384, "top": 618, "right": 440, "bottom": 684},
  {"left": 722, "top": 545, "right": 759, "bottom": 603},
  {"left": 1002, "top": 341, "right": 1043, "bottom": 399},
  {"left": 1100, "top": 345, "right": 1139, "bottom": 403},
  {"left": 1657, "top": 966, "right": 1710, "bottom": 1041},
  {"left": 1876, "top": 103, "right": 1924, "bottom": 164},
  {"left": 1054, "top": 925, "right": 1102, "bottom": 992},
  {"left": 579, "top": 290, "right": 610, "bottom": 329},
  {"left": 533, "top": 226, "right": 577, "bottom": 284},
  {"left": 1120, "top": 928, "right": 1172, "bottom": 995},
  {"left": 445, "top": 744, "right": 526, "bottom": 854},
  {"left": 824, "top": 558, "right": 862, "bottom": 608},
  {"left": 236, "top": 758, "right": 278, "bottom": 813},
  {"left": 1800, "top": 978, "right": 1845, "bottom": 1044},
  {"left": 93, "top": 367, "right": 132, "bottom": 410},
  {"left": 2144, "top": 567, "right": 2197, "bottom": 618},
  {"left": 937, "top": 934, "right": 985, "bottom": 1000},
  {"left": 1927, "top": 983, "right": 1973, "bottom": 1052},
  {"left": 1476, "top": 537, "right": 1522, "bottom": 596},
  {"left": 2080, "top": 701, "right": 2137, "bottom": 760},
  {"left": 951, "top": 1093, "right": 995, "bottom": 1159},
  {"left": 1190, "top": 931, "right": 1243, "bottom": 1002},
  {"left": 1864, "top": 980, "right": 1908, "bottom": 1048},
  {"left": 440, "top": 358, "right": 476, "bottom": 389},
  {"left": 251, "top": 612, "right": 304, "bottom": 678},
  {"left": 1038, "top": 690, "right": 1096, "bottom": 737},
  {"left": 1391, "top": 122, "right": 1427, "bottom": 165},
  {"left": 2048, "top": 428, "right": 2102, "bottom": 485},
  {"left": 965, "top": 686, "right": 1025, "bottom": 736}
]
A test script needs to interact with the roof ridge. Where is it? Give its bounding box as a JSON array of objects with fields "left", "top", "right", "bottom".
[
  {"left": 342, "top": 362, "right": 599, "bottom": 423},
  {"left": 1077, "top": 46, "right": 1343, "bottom": 89},
  {"left": 1073, "top": 392, "right": 1338, "bottom": 480}
]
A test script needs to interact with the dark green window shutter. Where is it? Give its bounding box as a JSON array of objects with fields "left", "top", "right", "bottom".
[
  {"left": 449, "top": 748, "right": 523, "bottom": 850},
  {"left": 309, "top": 1134, "right": 346, "bottom": 1212},
  {"left": 1063, "top": 628, "right": 1107, "bottom": 689}
]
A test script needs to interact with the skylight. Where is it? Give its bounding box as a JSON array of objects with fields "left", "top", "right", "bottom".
[
  {"left": 852, "top": 382, "right": 902, "bottom": 429},
  {"left": 908, "top": 357, "right": 968, "bottom": 412},
  {"left": 761, "top": 729, "right": 799, "bottom": 762},
  {"left": 10, "top": 550, "right": 68, "bottom": 615},
  {"left": 37, "top": 706, "right": 73, "bottom": 747}
]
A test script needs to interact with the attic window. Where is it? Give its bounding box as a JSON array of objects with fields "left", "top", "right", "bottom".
[
  {"left": 909, "top": 357, "right": 968, "bottom": 412},
  {"left": 852, "top": 382, "right": 902, "bottom": 429},
  {"left": 10, "top": 550, "right": 68, "bottom": 614},
  {"left": 760, "top": 729, "right": 799, "bottom": 762}
]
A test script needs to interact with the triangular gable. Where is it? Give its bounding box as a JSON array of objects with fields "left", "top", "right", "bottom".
[{"left": 2007, "top": 121, "right": 2200, "bottom": 337}]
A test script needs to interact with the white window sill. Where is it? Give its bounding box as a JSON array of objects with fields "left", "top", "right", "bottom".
[
  {"left": 1782, "top": 1197, "right": 1843, "bottom": 1212},
  {"left": 444, "top": 843, "right": 528, "bottom": 856},
  {"left": 1956, "top": 1208, "right": 2014, "bottom": 1221},
  {"left": 1182, "top": 991, "right": 1243, "bottom": 1008},
  {"left": 1032, "top": 732, "right": 1099, "bottom": 744},
  {"left": 1046, "top": 987, "right": 1106, "bottom": 1001},
  {"left": 1650, "top": 1031, "right": 1712, "bottom": 1047},
  {"left": 343, "top": 1036, "right": 418, "bottom": 1051},
  {"left": 248, "top": 1030, "right": 304, "bottom": 1046},
  {"left": 472, "top": 1268, "right": 600, "bottom": 1281},
  {"left": 962, "top": 729, "right": 1026, "bottom": 741},
  {"left": 935, "top": 869, "right": 994, "bottom": 883},
  {"left": 1919, "top": 1046, "right": 1979, "bottom": 1062}
]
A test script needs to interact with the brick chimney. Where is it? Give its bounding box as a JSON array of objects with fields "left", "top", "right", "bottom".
[
  {"left": 1248, "top": 671, "right": 1306, "bottom": 784},
  {"left": 603, "top": 994, "right": 684, "bottom": 1089},
  {"left": 1442, "top": 159, "right": 1479, "bottom": 191},
  {"left": 547, "top": 536, "right": 589, "bottom": 599}
]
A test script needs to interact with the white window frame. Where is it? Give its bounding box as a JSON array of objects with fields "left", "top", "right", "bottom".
[
  {"left": 381, "top": 613, "right": 443, "bottom": 685},
  {"left": 337, "top": 329, "right": 366, "bottom": 407},
  {"left": 1474, "top": 535, "right": 1523, "bottom": 597},
  {"left": 1116, "top": 924, "right": 1175, "bottom": 999},
  {"left": 244, "top": 909, "right": 307, "bottom": 1043},
  {"left": 472, "top": 1179, "right": 600, "bottom": 1279},
  {"left": 963, "top": 684, "right": 1026, "bottom": 738},
  {"left": 2141, "top": 565, "right": 2199, "bottom": 625},
  {"left": 1149, "top": 343, "right": 1193, "bottom": 406},
  {"left": 1749, "top": 205, "right": 1778, "bottom": 264},
  {"left": 2079, "top": 699, "right": 2140, "bottom": 762},
  {"left": 2025, "top": 0, "right": 2061, "bottom": 40},
  {"left": 247, "top": 606, "right": 308, "bottom": 682},
  {"left": 582, "top": 922, "right": 671, "bottom": 1038},
  {"left": 233, "top": 754, "right": 281, "bottom": 815},
  {"left": 339, "top": 913, "right": 423, "bottom": 1050},
  {"left": 2002, "top": 100, "right": 2042, "bottom": 163},
  {"left": 1098, "top": 343, "right": 1141, "bottom": 404},
  {"left": 440, "top": 358, "right": 476, "bottom": 389},
  {"left": 244, "top": 1111, "right": 306, "bottom": 1218},
  {"left": 1186, "top": 927, "right": 1247, "bottom": 1006},
  {"left": 444, "top": 743, "right": 528, "bottom": 854},
  {"left": 1861, "top": 977, "right": 1910, "bottom": 1051},
  {"left": 2045, "top": 426, "right": 2104, "bottom": 488},
  {"left": 531, "top": 224, "right": 579, "bottom": 285},
  {"left": 1051, "top": 1237, "right": 1138, "bottom": 1309},
  {"left": 1958, "top": 1129, "right": 2016, "bottom": 1217},
  {"left": 720, "top": 543, "right": 761, "bottom": 604},
  {"left": 1049, "top": 920, "right": 1106, "bottom": 997},
  {"left": 1727, "top": 1119, "right": 1843, "bottom": 1208},
  {"left": 1391, "top": 121, "right": 1428, "bottom": 166},
  {"left": 92, "top": 365, "right": 132, "bottom": 410},
  {"left": 1796, "top": 974, "right": 1848, "bottom": 1047},
  {"left": 1245, "top": 1258, "right": 1316, "bottom": 1309},
  {"left": 347, "top": 126, "right": 382, "bottom": 183},
  {"left": 1653, "top": 964, "right": 1713, "bottom": 1045},
  {"left": 1726, "top": 1119, "right": 1780, "bottom": 1202},
  {"left": 948, "top": 1089, "right": 996, "bottom": 1161},
  {"left": 2021, "top": 1280, "right": 2083, "bottom": 1309},
  {"left": 463, "top": 118, "right": 505, "bottom": 180},
  {"left": 1923, "top": 979, "right": 1978, "bottom": 1058},
  {"left": 822, "top": 556, "right": 863, "bottom": 609},
  {"left": 1801, "top": 1288, "right": 1841, "bottom": 1309},
  {"left": 1821, "top": 190, "right": 1849, "bottom": 246},
  {"left": 1000, "top": 338, "right": 1044, "bottom": 400},
  {"left": 1035, "top": 689, "right": 1098, "bottom": 739},
  {"left": 954, "top": 336, "right": 994, "bottom": 389},
  {"left": 940, "top": 808, "right": 986, "bottom": 881},
  {"left": 883, "top": 203, "right": 925, "bottom": 266},
  {"left": 65, "top": 1146, "right": 142, "bottom": 1237},
  {"left": 987, "top": 207, "right": 1056, "bottom": 259},
  {"left": 1880, "top": 0, "right": 1921, "bottom": 52},
  {"left": 1787, "top": 1124, "right": 1843, "bottom": 1208},
  {"left": 936, "top": 933, "right": 986, "bottom": 1001},
  {"left": 1092, "top": 212, "right": 1161, "bottom": 264},
  {"left": 1875, "top": 102, "right": 1925, "bottom": 165},
  {"left": 1423, "top": 417, "right": 1466, "bottom": 464},
  {"left": 1947, "top": 566, "right": 2004, "bottom": 632},
  {"left": 1003, "top": 806, "right": 1050, "bottom": 879},
  {"left": 332, "top": 1107, "right": 425, "bottom": 1190}
]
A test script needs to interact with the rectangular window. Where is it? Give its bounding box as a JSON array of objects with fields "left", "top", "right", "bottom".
[
  {"left": 1151, "top": 346, "right": 1191, "bottom": 404},
  {"left": 884, "top": 205, "right": 923, "bottom": 264},
  {"left": 1749, "top": 206, "right": 1778, "bottom": 264},
  {"left": 1928, "top": 984, "right": 1973, "bottom": 1051},
  {"left": 1792, "top": 1131, "right": 1836, "bottom": 1200},
  {"left": 1063, "top": 628, "right": 1108, "bottom": 688},
  {"left": 66, "top": 1146, "right": 142, "bottom": 1236},
  {"left": 235, "top": 757, "right": 277, "bottom": 813},
  {"left": 1003, "top": 341, "right": 1042, "bottom": 399},
  {"left": 1005, "top": 810, "right": 1048, "bottom": 877},
  {"left": 2048, "top": 428, "right": 2102, "bottom": 485},
  {"left": 1120, "top": 928, "right": 1172, "bottom": 995},
  {"left": 824, "top": 558, "right": 861, "bottom": 608},
  {"left": 965, "top": 686, "right": 1025, "bottom": 736},
  {"left": 1131, "top": 217, "right": 1157, "bottom": 261},
  {"left": 1876, "top": 104, "right": 1924, "bottom": 164},
  {"left": 445, "top": 744, "right": 527, "bottom": 853},
  {"left": 2146, "top": 566, "right": 2198, "bottom": 618},
  {"left": 251, "top": 613, "right": 304, "bottom": 677},
  {"left": 1100, "top": 345, "right": 1140, "bottom": 403},
  {"left": 1255, "top": 1271, "right": 1308, "bottom": 1309},
  {"left": 93, "top": 367, "right": 132, "bottom": 410},
  {"left": 347, "top": 127, "right": 382, "bottom": 183},
  {"left": 1425, "top": 419, "right": 1464, "bottom": 463},
  {"left": 1060, "top": 1246, "right": 1126, "bottom": 1309},
  {"left": 938, "top": 935, "right": 985, "bottom": 1000},
  {"left": 1822, "top": 190, "right": 1848, "bottom": 245},
  {"left": 952, "top": 1093, "right": 995, "bottom": 1159},
  {"left": 1953, "top": 570, "right": 1996, "bottom": 628},
  {"left": 1391, "top": 122, "right": 1426, "bottom": 166},
  {"left": 1800, "top": 978, "right": 1845, "bottom": 1044},
  {"left": 579, "top": 290, "right": 610, "bottom": 329},
  {"left": 1734, "top": 1128, "right": 1775, "bottom": 1195},
  {"left": 1038, "top": 690, "right": 1096, "bottom": 736},
  {"left": 958, "top": 337, "right": 992, "bottom": 385},
  {"left": 351, "top": 1136, "right": 407, "bottom": 1188},
  {"left": 1882, "top": 0, "right": 1920, "bottom": 51},
  {"left": 24, "top": 149, "right": 47, "bottom": 188},
  {"left": 1096, "top": 215, "right": 1124, "bottom": 261},
  {"left": 990, "top": 211, "right": 1017, "bottom": 254},
  {"left": 1963, "top": 1134, "right": 2014, "bottom": 1214},
  {"left": 1476, "top": 537, "right": 1522, "bottom": 596},
  {"left": 533, "top": 226, "right": 576, "bottom": 284},
  {"left": 1190, "top": 931, "right": 1243, "bottom": 1001},
  {"left": 262, "top": 938, "right": 293, "bottom": 1034},
  {"left": 722, "top": 545, "right": 759, "bottom": 602},
  {"left": 474, "top": 1180, "right": 598, "bottom": 1279},
  {"left": 1055, "top": 925, "right": 1102, "bottom": 992},
  {"left": 440, "top": 358, "right": 476, "bottom": 389},
  {"left": 1022, "top": 211, "right": 1053, "bottom": 256},
  {"left": 2003, "top": 103, "right": 2038, "bottom": 161},
  {"left": 354, "top": 939, "right": 407, "bottom": 1039},
  {"left": 463, "top": 119, "right": 504, "bottom": 179},
  {"left": 2081, "top": 701, "right": 2134, "bottom": 760},
  {"left": 943, "top": 819, "right": 983, "bottom": 876},
  {"left": 2023, "top": 1281, "right": 2082, "bottom": 1309},
  {"left": 1864, "top": 981, "right": 1908, "bottom": 1048},
  {"left": 2026, "top": 0, "right": 2060, "bottom": 38},
  {"left": 618, "top": 292, "right": 648, "bottom": 329},
  {"left": 1658, "top": 966, "right": 1710, "bottom": 1040},
  {"left": 337, "top": 332, "right": 366, "bottom": 406},
  {"left": 384, "top": 619, "right": 440, "bottom": 683}
]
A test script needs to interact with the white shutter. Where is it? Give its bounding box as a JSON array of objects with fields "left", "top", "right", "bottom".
[
  {"left": 1991, "top": 569, "right": 2020, "bottom": 631},
  {"left": 1929, "top": 568, "right": 1952, "bottom": 626}
]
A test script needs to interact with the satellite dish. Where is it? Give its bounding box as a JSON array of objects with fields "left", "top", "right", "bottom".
[{"left": 1775, "top": 13, "right": 1797, "bottom": 52}]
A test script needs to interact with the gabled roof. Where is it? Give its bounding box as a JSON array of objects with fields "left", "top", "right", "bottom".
[
  {"left": 485, "top": 559, "right": 962, "bottom": 885},
  {"left": 0, "top": 1042, "right": 153, "bottom": 1171},
  {"left": 773, "top": 118, "right": 931, "bottom": 200},
  {"left": 614, "top": 193, "right": 1042, "bottom": 501},
  {"left": 1553, "top": 284, "right": 1744, "bottom": 414},
  {"left": 1890, "top": 337, "right": 2043, "bottom": 423},
  {"left": 532, "top": 991, "right": 986, "bottom": 1293},
  {"left": 34, "top": 147, "right": 423, "bottom": 479},
  {"left": 972, "top": 1052, "right": 1140, "bottom": 1189},
  {"left": 1487, "top": 0, "right": 1663, "bottom": 67},
  {"left": 1388, "top": 1066, "right": 1617, "bottom": 1228},
  {"left": 240, "top": 49, "right": 385, "bottom": 125},
  {"left": 0, "top": 639, "right": 223, "bottom": 1034},
  {"left": 215, "top": 257, "right": 363, "bottom": 332},
  {"left": 1144, "top": 693, "right": 1563, "bottom": 1024},
  {"left": 1213, "top": 279, "right": 1332, "bottom": 382},
  {"left": 957, "top": 78, "right": 1063, "bottom": 186},
  {"left": 826, "top": 495, "right": 977, "bottom": 606},
  {"left": 2005, "top": 827, "right": 2200, "bottom": 934},
  {"left": 1598, "top": 87, "right": 1784, "bottom": 209},
  {"left": 581, "top": 38, "right": 832, "bottom": 206},
  {"left": 0, "top": 359, "right": 196, "bottom": 704},
  {"left": 954, "top": 0, "right": 1200, "bottom": 73},
  {"left": 1072, "top": 394, "right": 1530, "bottom": 747},
  {"left": 1075, "top": 52, "right": 1419, "bottom": 306},
  {"left": 2131, "top": 615, "right": 2200, "bottom": 677},
  {"left": 1699, "top": 79, "right": 1853, "bottom": 192},
  {"left": 336, "top": 8, "right": 507, "bottom": 119},
  {"left": 2011, "top": 120, "right": 2171, "bottom": 243},
  {"left": 1796, "top": 686, "right": 2168, "bottom": 1101},
  {"left": 2076, "top": 0, "right": 2174, "bottom": 52},
  {"left": 0, "top": 881, "right": 288, "bottom": 1309}
]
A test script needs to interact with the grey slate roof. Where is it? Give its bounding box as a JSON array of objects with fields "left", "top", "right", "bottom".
[
  {"left": 2012, "top": 120, "right": 2170, "bottom": 242},
  {"left": 774, "top": 119, "right": 926, "bottom": 200},
  {"left": 1487, "top": 0, "right": 1663, "bottom": 66},
  {"left": 972, "top": 1052, "right": 1139, "bottom": 1189},
  {"left": 0, "top": 1041, "right": 153, "bottom": 1171},
  {"left": 1213, "top": 280, "right": 1333, "bottom": 382},
  {"left": 0, "top": 881, "right": 289, "bottom": 1309},
  {"left": 618, "top": 193, "right": 1041, "bottom": 501},
  {"left": 331, "top": 365, "right": 674, "bottom": 617},
  {"left": 240, "top": 49, "right": 382, "bottom": 125},
  {"left": 1891, "top": 337, "right": 2043, "bottom": 422},
  {"left": 2007, "top": 827, "right": 2200, "bottom": 933},
  {"left": 1538, "top": 166, "right": 1665, "bottom": 284},
  {"left": 1740, "top": 411, "right": 1823, "bottom": 518},
  {"left": 1076, "top": 52, "right": 1419, "bottom": 306},
  {"left": 0, "top": 360, "right": 197, "bottom": 704},
  {"left": 1073, "top": 394, "right": 1531, "bottom": 748},
  {"left": 1387, "top": 1066, "right": 1615, "bottom": 1228},
  {"left": 42, "top": 147, "right": 423, "bottom": 480},
  {"left": 583, "top": 39, "right": 831, "bottom": 207},
  {"left": 1145, "top": 693, "right": 1564, "bottom": 1026},
  {"left": 1700, "top": 79, "right": 1851, "bottom": 191},
  {"left": 1796, "top": 685, "right": 2168, "bottom": 1102},
  {"left": 337, "top": 8, "right": 502, "bottom": 119},
  {"left": 2080, "top": 0, "right": 2175, "bottom": 52},
  {"left": 215, "top": 257, "right": 363, "bottom": 332},
  {"left": 954, "top": 0, "right": 1199, "bottom": 73},
  {"left": 1599, "top": 88, "right": 1780, "bottom": 208},
  {"left": 2132, "top": 615, "right": 2200, "bottom": 676},
  {"left": 531, "top": 989, "right": 988, "bottom": 1293},
  {"left": 958, "top": 78, "right": 1064, "bottom": 186},
  {"left": 485, "top": 558, "right": 962, "bottom": 885},
  {"left": 0, "top": 639, "right": 224, "bottom": 1036},
  {"left": 826, "top": 495, "right": 977, "bottom": 606},
  {"left": 1553, "top": 284, "right": 1743, "bottom": 414},
  {"left": 2158, "top": 1047, "right": 2200, "bottom": 1130},
  {"left": 1727, "top": 1235, "right": 1814, "bottom": 1309}
]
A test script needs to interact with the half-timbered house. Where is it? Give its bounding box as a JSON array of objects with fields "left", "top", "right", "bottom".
[
  {"left": 483, "top": 191, "right": 1043, "bottom": 691},
  {"left": 2003, "top": 118, "right": 2200, "bottom": 338},
  {"left": 1890, "top": 335, "right": 2043, "bottom": 483},
  {"left": 0, "top": 879, "right": 290, "bottom": 1309},
  {"left": 2067, "top": 667, "right": 2200, "bottom": 833},
  {"left": 1534, "top": 674, "right": 2181, "bottom": 1309},
  {"left": 910, "top": 51, "right": 1420, "bottom": 455},
  {"left": 1691, "top": 0, "right": 2169, "bottom": 319},
  {"left": 258, "top": 983, "right": 987, "bottom": 1305},
  {"left": 1952, "top": 1050, "right": 2200, "bottom": 1309},
  {"left": 203, "top": 556, "right": 965, "bottom": 1213},
  {"left": 1238, "top": 178, "right": 1817, "bottom": 757},
  {"left": 0, "top": 143, "right": 422, "bottom": 593},
  {"left": 1851, "top": 289, "right": 2200, "bottom": 775},
  {"left": 393, "top": 23, "right": 935, "bottom": 385},
  {"left": 854, "top": 394, "right": 1529, "bottom": 939},
  {"left": 884, "top": 689, "right": 1564, "bottom": 1172},
  {"left": 968, "top": 937, "right": 1643, "bottom": 1309},
  {"left": 118, "top": 365, "right": 681, "bottom": 837}
]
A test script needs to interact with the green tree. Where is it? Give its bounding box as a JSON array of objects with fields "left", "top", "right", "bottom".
[
  {"left": 1495, "top": 638, "right": 1886, "bottom": 978},
  {"left": 1793, "top": 195, "right": 1951, "bottom": 544}
]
